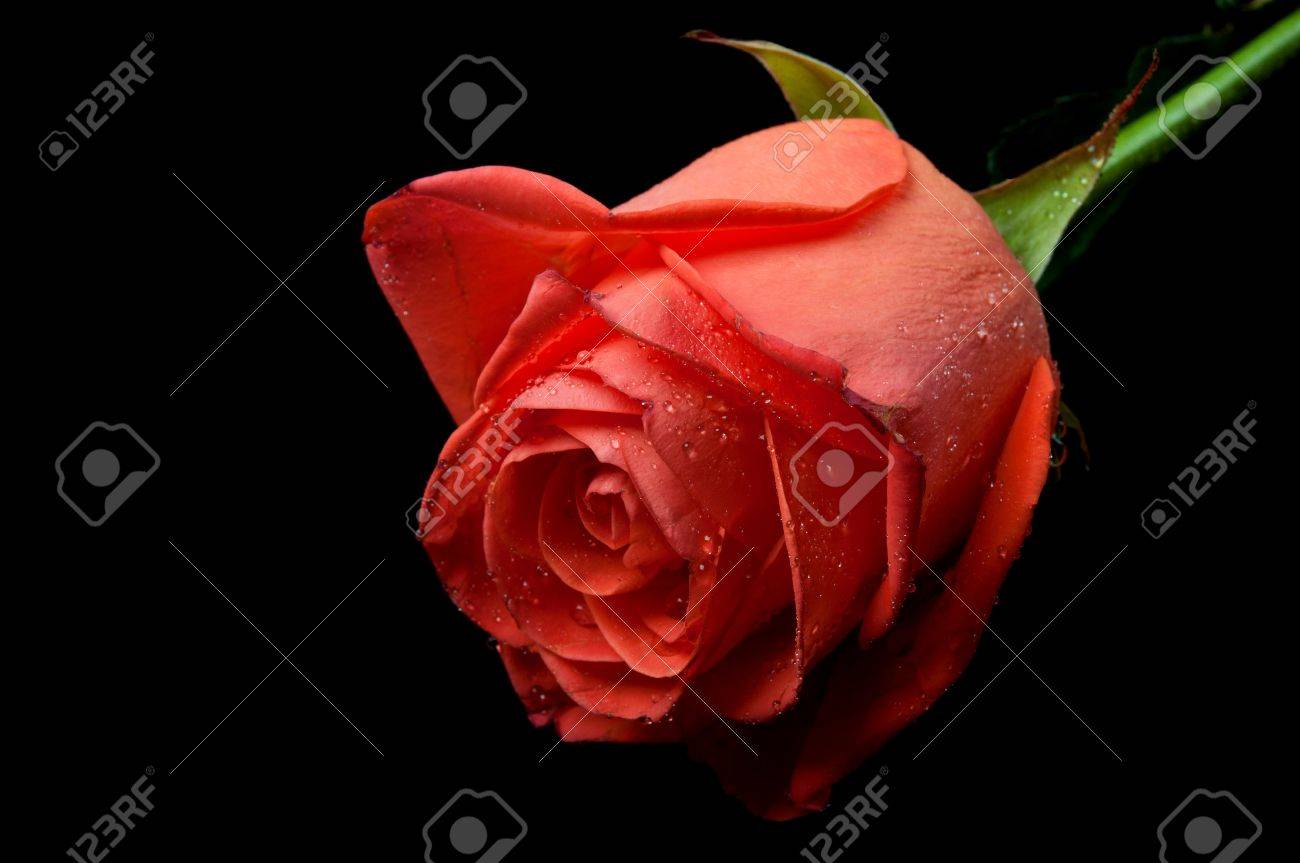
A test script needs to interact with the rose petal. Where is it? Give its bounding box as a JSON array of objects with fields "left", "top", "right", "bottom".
[
  {"left": 577, "top": 464, "right": 634, "bottom": 549},
  {"left": 585, "top": 574, "right": 698, "bottom": 679},
  {"left": 486, "top": 435, "right": 621, "bottom": 662},
  {"left": 577, "top": 462, "right": 679, "bottom": 574},
  {"left": 537, "top": 648, "right": 682, "bottom": 722},
  {"left": 498, "top": 644, "right": 566, "bottom": 728},
  {"left": 690, "top": 537, "right": 794, "bottom": 674},
  {"left": 789, "top": 356, "right": 1058, "bottom": 806},
  {"left": 694, "top": 608, "right": 800, "bottom": 722},
  {"left": 363, "top": 171, "right": 622, "bottom": 421},
  {"left": 554, "top": 704, "right": 702, "bottom": 743},
  {"left": 577, "top": 256, "right": 890, "bottom": 677},
  {"left": 860, "top": 439, "right": 925, "bottom": 645},
  {"left": 763, "top": 412, "right": 888, "bottom": 670},
  {"left": 426, "top": 503, "right": 529, "bottom": 649},
  {"left": 511, "top": 369, "right": 644, "bottom": 416},
  {"left": 475, "top": 269, "right": 620, "bottom": 409},
  {"left": 553, "top": 414, "right": 715, "bottom": 561},
  {"left": 538, "top": 453, "right": 664, "bottom": 596},
  {"left": 688, "top": 706, "right": 828, "bottom": 821},
  {"left": 582, "top": 336, "right": 773, "bottom": 540},
  {"left": 612, "top": 120, "right": 905, "bottom": 231}
]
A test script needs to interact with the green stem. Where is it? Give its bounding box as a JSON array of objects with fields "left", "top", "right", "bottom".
[{"left": 1099, "top": 7, "right": 1300, "bottom": 191}]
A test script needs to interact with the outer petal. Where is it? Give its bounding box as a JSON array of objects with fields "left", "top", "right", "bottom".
[
  {"left": 693, "top": 609, "right": 800, "bottom": 722},
  {"left": 555, "top": 701, "right": 707, "bottom": 743},
  {"left": 427, "top": 503, "right": 529, "bottom": 649},
  {"left": 474, "top": 269, "right": 617, "bottom": 409},
  {"left": 363, "top": 168, "right": 622, "bottom": 421},
  {"left": 763, "top": 412, "right": 887, "bottom": 670},
  {"left": 613, "top": 120, "right": 906, "bottom": 231},
  {"left": 498, "top": 644, "right": 565, "bottom": 728},
  {"left": 860, "top": 440, "right": 925, "bottom": 645},
  {"left": 790, "top": 355, "right": 1058, "bottom": 806},
  {"left": 689, "top": 357, "right": 1056, "bottom": 818}
]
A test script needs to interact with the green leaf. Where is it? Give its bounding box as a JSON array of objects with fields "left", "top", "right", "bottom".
[
  {"left": 973, "top": 60, "right": 1156, "bottom": 279},
  {"left": 686, "top": 31, "right": 894, "bottom": 131}
]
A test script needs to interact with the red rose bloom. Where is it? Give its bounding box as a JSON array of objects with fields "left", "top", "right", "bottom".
[{"left": 364, "top": 119, "right": 1058, "bottom": 818}]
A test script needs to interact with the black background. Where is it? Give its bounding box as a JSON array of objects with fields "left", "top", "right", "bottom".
[{"left": 32, "top": 3, "right": 1286, "bottom": 860}]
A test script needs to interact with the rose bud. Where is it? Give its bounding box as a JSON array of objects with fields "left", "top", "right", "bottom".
[{"left": 364, "top": 118, "right": 1058, "bottom": 818}]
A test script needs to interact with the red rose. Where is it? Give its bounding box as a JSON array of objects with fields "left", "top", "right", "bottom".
[{"left": 364, "top": 119, "right": 1058, "bottom": 818}]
